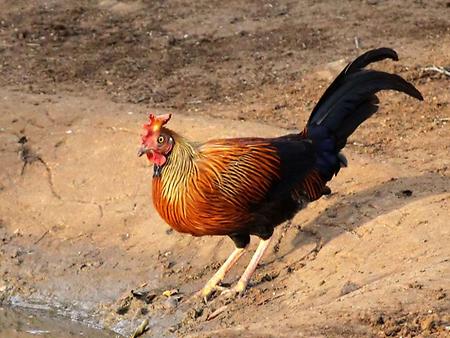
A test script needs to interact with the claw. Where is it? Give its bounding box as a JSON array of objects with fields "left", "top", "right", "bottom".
[
  {"left": 200, "top": 284, "right": 228, "bottom": 303},
  {"left": 220, "top": 288, "right": 239, "bottom": 300},
  {"left": 220, "top": 281, "right": 246, "bottom": 300}
]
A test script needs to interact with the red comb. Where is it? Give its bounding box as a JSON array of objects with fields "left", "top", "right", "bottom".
[{"left": 143, "top": 113, "right": 172, "bottom": 132}]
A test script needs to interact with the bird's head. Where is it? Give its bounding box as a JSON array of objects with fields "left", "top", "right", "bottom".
[{"left": 138, "top": 113, "right": 174, "bottom": 166}]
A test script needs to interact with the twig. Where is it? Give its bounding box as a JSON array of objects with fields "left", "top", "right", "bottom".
[
  {"left": 354, "top": 36, "right": 360, "bottom": 49},
  {"left": 206, "top": 305, "right": 228, "bottom": 321},
  {"left": 34, "top": 229, "right": 49, "bottom": 245},
  {"left": 130, "top": 318, "right": 149, "bottom": 338},
  {"left": 423, "top": 65, "right": 450, "bottom": 77}
]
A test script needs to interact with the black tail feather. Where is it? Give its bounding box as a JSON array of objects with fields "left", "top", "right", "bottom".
[
  {"left": 344, "top": 47, "right": 398, "bottom": 73},
  {"left": 307, "top": 49, "right": 423, "bottom": 151},
  {"left": 334, "top": 95, "right": 379, "bottom": 150},
  {"left": 305, "top": 48, "right": 423, "bottom": 180},
  {"left": 312, "top": 70, "right": 422, "bottom": 136},
  {"left": 308, "top": 48, "right": 402, "bottom": 125}
]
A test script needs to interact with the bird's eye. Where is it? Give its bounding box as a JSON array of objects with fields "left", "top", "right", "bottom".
[{"left": 157, "top": 136, "right": 165, "bottom": 144}]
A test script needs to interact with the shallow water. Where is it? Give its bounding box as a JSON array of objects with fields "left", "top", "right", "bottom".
[{"left": 0, "top": 307, "right": 118, "bottom": 338}]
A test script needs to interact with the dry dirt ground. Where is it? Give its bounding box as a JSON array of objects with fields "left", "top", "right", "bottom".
[{"left": 0, "top": 0, "right": 449, "bottom": 337}]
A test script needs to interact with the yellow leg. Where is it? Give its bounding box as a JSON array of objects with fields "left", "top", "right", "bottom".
[
  {"left": 201, "top": 247, "right": 246, "bottom": 301},
  {"left": 228, "top": 237, "right": 272, "bottom": 296}
]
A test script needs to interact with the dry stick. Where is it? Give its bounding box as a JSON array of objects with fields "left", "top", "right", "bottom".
[
  {"left": 130, "top": 318, "right": 149, "bottom": 338},
  {"left": 206, "top": 305, "right": 228, "bottom": 321},
  {"left": 34, "top": 229, "right": 49, "bottom": 245},
  {"left": 354, "top": 36, "right": 360, "bottom": 49},
  {"left": 423, "top": 65, "right": 450, "bottom": 77}
]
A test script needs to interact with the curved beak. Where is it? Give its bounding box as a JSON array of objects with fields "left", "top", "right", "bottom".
[{"left": 138, "top": 145, "right": 150, "bottom": 157}]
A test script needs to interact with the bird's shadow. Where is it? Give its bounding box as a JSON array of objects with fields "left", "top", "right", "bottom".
[{"left": 268, "top": 172, "right": 449, "bottom": 264}]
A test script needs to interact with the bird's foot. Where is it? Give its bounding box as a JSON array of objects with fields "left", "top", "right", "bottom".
[
  {"left": 200, "top": 283, "right": 227, "bottom": 303},
  {"left": 220, "top": 281, "right": 247, "bottom": 300}
]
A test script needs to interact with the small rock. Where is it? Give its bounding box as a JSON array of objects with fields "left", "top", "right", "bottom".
[
  {"left": 375, "top": 314, "right": 384, "bottom": 325},
  {"left": 162, "top": 289, "right": 178, "bottom": 297},
  {"left": 163, "top": 296, "right": 179, "bottom": 309},
  {"left": 259, "top": 271, "right": 279, "bottom": 283},
  {"left": 420, "top": 314, "right": 438, "bottom": 331},
  {"left": 185, "top": 307, "right": 203, "bottom": 321},
  {"left": 131, "top": 287, "right": 157, "bottom": 304},
  {"left": 273, "top": 103, "right": 286, "bottom": 110},
  {"left": 115, "top": 294, "right": 133, "bottom": 315},
  {"left": 168, "top": 323, "right": 181, "bottom": 333},
  {"left": 407, "top": 281, "right": 423, "bottom": 289},
  {"left": 396, "top": 189, "right": 413, "bottom": 198},
  {"left": 0, "top": 283, "right": 7, "bottom": 293},
  {"left": 340, "top": 281, "right": 360, "bottom": 296},
  {"left": 11, "top": 249, "right": 22, "bottom": 259},
  {"left": 436, "top": 292, "right": 446, "bottom": 300}
]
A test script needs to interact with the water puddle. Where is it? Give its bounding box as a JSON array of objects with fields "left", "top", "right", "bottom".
[{"left": 0, "top": 306, "right": 118, "bottom": 337}]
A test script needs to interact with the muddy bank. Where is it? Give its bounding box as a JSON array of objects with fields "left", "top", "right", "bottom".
[{"left": 0, "top": 306, "right": 115, "bottom": 337}]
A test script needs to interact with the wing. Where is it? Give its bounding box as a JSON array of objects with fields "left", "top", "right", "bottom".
[
  {"left": 191, "top": 136, "right": 317, "bottom": 234},
  {"left": 155, "top": 135, "right": 320, "bottom": 237},
  {"left": 197, "top": 139, "right": 281, "bottom": 207}
]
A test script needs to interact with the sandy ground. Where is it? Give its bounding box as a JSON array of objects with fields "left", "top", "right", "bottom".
[{"left": 0, "top": 0, "right": 449, "bottom": 337}]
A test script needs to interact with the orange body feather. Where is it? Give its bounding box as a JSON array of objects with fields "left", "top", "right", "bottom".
[{"left": 152, "top": 137, "right": 284, "bottom": 236}]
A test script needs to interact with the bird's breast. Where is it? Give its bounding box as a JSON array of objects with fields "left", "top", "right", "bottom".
[
  {"left": 151, "top": 176, "right": 211, "bottom": 236},
  {"left": 152, "top": 177, "right": 190, "bottom": 234},
  {"left": 151, "top": 174, "right": 253, "bottom": 237}
]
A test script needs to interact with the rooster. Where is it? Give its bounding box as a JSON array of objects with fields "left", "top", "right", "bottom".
[{"left": 138, "top": 48, "right": 423, "bottom": 300}]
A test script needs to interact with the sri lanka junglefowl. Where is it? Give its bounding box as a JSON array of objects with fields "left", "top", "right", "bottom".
[{"left": 138, "top": 48, "right": 423, "bottom": 300}]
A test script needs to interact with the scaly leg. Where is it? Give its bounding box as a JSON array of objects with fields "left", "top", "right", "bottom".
[
  {"left": 225, "top": 237, "right": 272, "bottom": 297},
  {"left": 201, "top": 247, "right": 246, "bottom": 301}
]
